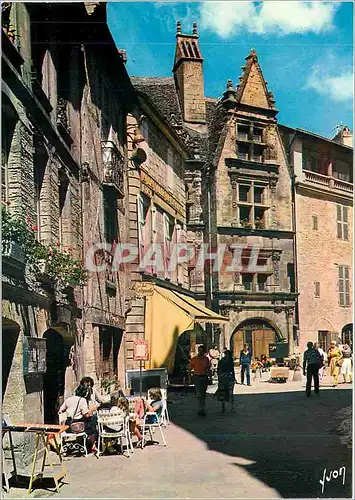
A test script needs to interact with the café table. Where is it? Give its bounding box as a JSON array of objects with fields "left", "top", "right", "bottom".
[{"left": 2, "top": 423, "right": 69, "bottom": 494}]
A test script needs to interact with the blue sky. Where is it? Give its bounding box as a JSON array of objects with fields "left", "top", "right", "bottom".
[{"left": 108, "top": 1, "right": 353, "bottom": 138}]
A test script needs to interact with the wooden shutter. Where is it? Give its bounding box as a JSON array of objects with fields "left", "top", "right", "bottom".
[
  {"left": 336, "top": 205, "right": 343, "bottom": 239},
  {"left": 312, "top": 216, "right": 318, "bottom": 230},
  {"left": 344, "top": 266, "right": 350, "bottom": 306},
  {"left": 339, "top": 265, "right": 345, "bottom": 306},
  {"left": 138, "top": 196, "right": 145, "bottom": 264}
]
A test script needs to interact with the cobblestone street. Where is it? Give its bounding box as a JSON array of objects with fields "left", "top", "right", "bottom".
[{"left": 3, "top": 378, "right": 352, "bottom": 499}]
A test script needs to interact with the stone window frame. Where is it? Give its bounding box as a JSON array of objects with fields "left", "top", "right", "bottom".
[
  {"left": 338, "top": 265, "right": 350, "bottom": 307},
  {"left": 235, "top": 179, "right": 270, "bottom": 229},
  {"left": 235, "top": 121, "right": 267, "bottom": 163},
  {"left": 336, "top": 204, "right": 348, "bottom": 240},
  {"left": 234, "top": 249, "right": 274, "bottom": 292}
]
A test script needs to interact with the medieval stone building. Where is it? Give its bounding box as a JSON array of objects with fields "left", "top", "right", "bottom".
[
  {"left": 2, "top": 2, "right": 134, "bottom": 456},
  {"left": 280, "top": 125, "right": 353, "bottom": 352},
  {"left": 133, "top": 24, "right": 297, "bottom": 361}
]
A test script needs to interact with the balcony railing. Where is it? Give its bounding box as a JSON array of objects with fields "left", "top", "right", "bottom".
[
  {"left": 304, "top": 170, "right": 353, "bottom": 194},
  {"left": 237, "top": 152, "right": 248, "bottom": 160},
  {"left": 237, "top": 132, "right": 249, "bottom": 141},
  {"left": 102, "top": 141, "right": 124, "bottom": 197}
]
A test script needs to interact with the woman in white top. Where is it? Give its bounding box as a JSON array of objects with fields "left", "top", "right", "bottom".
[{"left": 59, "top": 385, "right": 99, "bottom": 452}]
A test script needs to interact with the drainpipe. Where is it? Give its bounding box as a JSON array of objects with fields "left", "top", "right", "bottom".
[
  {"left": 207, "top": 173, "right": 214, "bottom": 348},
  {"left": 290, "top": 142, "right": 299, "bottom": 356}
]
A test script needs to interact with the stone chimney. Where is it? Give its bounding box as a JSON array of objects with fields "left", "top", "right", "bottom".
[
  {"left": 173, "top": 21, "right": 206, "bottom": 124},
  {"left": 332, "top": 125, "right": 353, "bottom": 147}
]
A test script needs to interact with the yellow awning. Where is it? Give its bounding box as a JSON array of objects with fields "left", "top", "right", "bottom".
[
  {"left": 155, "top": 286, "right": 228, "bottom": 324},
  {"left": 144, "top": 285, "right": 228, "bottom": 371}
]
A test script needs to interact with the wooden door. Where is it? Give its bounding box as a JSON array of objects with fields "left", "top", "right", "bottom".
[
  {"left": 252, "top": 330, "right": 265, "bottom": 359},
  {"left": 252, "top": 329, "right": 276, "bottom": 359},
  {"left": 233, "top": 331, "right": 244, "bottom": 359}
]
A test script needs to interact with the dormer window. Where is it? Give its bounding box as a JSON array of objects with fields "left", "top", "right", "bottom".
[
  {"left": 236, "top": 122, "right": 267, "bottom": 162},
  {"left": 237, "top": 143, "right": 249, "bottom": 160}
]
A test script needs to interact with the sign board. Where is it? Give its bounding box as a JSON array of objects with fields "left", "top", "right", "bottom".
[
  {"left": 133, "top": 340, "right": 150, "bottom": 361},
  {"left": 134, "top": 282, "right": 154, "bottom": 297}
]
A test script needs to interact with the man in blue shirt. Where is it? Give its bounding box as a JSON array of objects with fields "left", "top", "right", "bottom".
[{"left": 240, "top": 343, "right": 252, "bottom": 386}]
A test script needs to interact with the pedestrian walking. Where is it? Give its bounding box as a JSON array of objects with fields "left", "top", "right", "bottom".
[
  {"left": 327, "top": 341, "right": 343, "bottom": 387},
  {"left": 341, "top": 343, "right": 352, "bottom": 384},
  {"left": 314, "top": 342, "right": 326, "bottom": 383},
  {"left": 189, "top": 345, "right": 210, "bottom": 416},
  {"left": 208, "top": 345, "right": 220, "bottom": 379},
  {"left": 216, "top": 349, "right": 236, "bottom": 412},
  {"left": 239, "top": 343, "right": 252, "bottom": 386},
  {"left": 303, "top": 341, "right": 322, "bottom": 397}
]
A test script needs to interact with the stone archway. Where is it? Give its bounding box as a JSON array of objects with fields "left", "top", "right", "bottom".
[
  {"left": 230, "top": 318, "right": 282, "bottom": 360},
  {"left": 42, "top": 328, "right": 74, "bottom": 424},
  {"left": 341, "top": 324, "right": 353, "bottom": 348},
  {"left": 2, "top": 318, "right": 20, "bottom": 398}
]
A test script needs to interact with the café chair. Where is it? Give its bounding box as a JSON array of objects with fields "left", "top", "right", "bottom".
[
  {"left": 97, "top": 412, "right": 133, "bottom": 457},
  {"left": 58, "top": 413, "right": 88, "bottom": 458}
]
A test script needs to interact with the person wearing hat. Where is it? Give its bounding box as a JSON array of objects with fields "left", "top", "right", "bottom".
[
  {"left": 341, "top": 343, "right": 352, "bottom": 384},
  {"left": 327, "top": 341, "right": 343, "bottom": 387}
]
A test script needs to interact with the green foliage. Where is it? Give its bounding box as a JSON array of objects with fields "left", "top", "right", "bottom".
[
  {"left": 2, "top": 205, "right": 87, "bottom": 288},
  {"left": 101, "top": 377, "right": 120, "bottom": 394}
]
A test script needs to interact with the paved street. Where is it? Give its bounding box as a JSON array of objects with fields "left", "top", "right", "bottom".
[{"left": 3, "top": 377, "right": 351, "bottom": 499}]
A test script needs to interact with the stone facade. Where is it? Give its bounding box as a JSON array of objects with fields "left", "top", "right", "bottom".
[
  {"left": 281, "top": 127, "right": 353, "bottom": 352},
  {"left": 2, "top": 3, "right": 133, "bottom": 465},
  {"left": 125, "top": 90, "right": 189, "bottom": 369}
]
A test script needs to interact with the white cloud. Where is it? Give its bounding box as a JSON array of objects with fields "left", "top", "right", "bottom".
[
  {"left": 306, "top": 68, "right": 353, "bottom": 102},
  {"left": 199, "top": 1, "right": 339, "bottom": 38}
]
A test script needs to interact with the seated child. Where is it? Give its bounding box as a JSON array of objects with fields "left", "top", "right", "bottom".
[{"left": 144, "top": 388, "right": 164, "bottom": 424}]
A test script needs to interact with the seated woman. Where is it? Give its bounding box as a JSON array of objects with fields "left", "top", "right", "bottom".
[{"left": 59, "top": 384, "right": 99, "bottom": 453}]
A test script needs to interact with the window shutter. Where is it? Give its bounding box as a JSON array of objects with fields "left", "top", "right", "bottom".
[
  {"left": 336, "top": 205, "right": 342, "bottom": 221},
  {"left": 343, "top": 224, "right": 349, "bottom": 240},
  {"left": 312, "top": 216, "right": 318, "bottom": 230},
  {"left": 337, "top": 222, "right": 343, "bottom": 239},
  {"left": 343, "top": 206, "right": 348, "bottom": 223},
  {"left": 138, "top": 196, "right": 145, "bottom": 263},
  {"left": 344, "top": 266, "right": 349, "bottom": 280}
]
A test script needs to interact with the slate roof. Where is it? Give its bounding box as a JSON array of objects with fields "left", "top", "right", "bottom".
[{"left": 131, "top": 76, "right": 223, "bottom": 163}]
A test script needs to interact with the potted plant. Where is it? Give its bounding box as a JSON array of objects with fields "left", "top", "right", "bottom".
[
  {"left": 255, "top": 217, "right": 265, "bottom": 229},
  {"left": 240, "top": 218, "right": 252, "bottom": 229}
]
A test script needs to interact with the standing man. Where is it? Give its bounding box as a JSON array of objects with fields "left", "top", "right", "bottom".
[
  {"left": 303, "top": 341, "right": 322, "bottom": 397},
  {"left": 189, "top": 345, "right": 210, "bottom": 416},
  {"left": 240, "top": 343, "right": 252, "bottom": 386}
]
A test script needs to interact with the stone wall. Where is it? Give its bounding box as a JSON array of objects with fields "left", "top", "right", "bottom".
[{"left": 296, "top": 189, "right": 353, "bottom": 351}]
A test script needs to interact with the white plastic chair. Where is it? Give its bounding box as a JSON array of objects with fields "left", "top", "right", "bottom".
[
  {"left": 148, "top": 389, "right": 170, "bottom": 427},
  {"left": 141, "top": 409, "right": 167, "bottom": 449},
  {"left": 59, "top": 412, "right": 88, "bottom": 458},
  {"left": 97, "top": 412, "right": 133, "bottom": 457}
]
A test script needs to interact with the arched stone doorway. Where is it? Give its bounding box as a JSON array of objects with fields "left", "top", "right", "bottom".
[
  {"left": 2, "top": 318, "right": 20, "bottom": 398},
  {"left": 231, "top": 319, "right": 281, "bottom": 360},
  {"left": 341, "top": 324, "right": 353, "bottom": 348},
  {"left": 43, "top": 328, "right": 74, "bottom": 424}
]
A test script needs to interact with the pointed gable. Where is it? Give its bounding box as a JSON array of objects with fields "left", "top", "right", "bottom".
[{"left": 236, "top": 49, "right": 276, "bottom": 111}]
